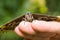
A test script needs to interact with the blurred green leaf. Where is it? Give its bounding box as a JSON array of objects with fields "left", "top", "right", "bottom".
[
  {"left": 0, "top": 31, "right": 23, "bottom": 40},
  {"left": 0, "top": 0, "right": 29, "bottom": 26}
]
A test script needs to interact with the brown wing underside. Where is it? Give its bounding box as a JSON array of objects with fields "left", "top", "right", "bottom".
[{"left": 0, "top": 13, "right": 59, "bottom": 33}]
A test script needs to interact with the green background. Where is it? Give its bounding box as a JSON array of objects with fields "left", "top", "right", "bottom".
[{"left": 0, "top": 0, "right": 60, "bottom": 40}]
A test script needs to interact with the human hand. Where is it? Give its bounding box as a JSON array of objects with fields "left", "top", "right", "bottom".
[{"left": 14, "top": 20, "right": 60, "bottom": 40}]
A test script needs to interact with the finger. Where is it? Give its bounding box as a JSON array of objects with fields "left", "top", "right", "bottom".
[
  {"left": 18, "top": 21, "right": 35, "bottom": 35},
  {"left": 14, "top": 26, "right": 35, "bottom": 39},
  {"left": 32, "top": 20, "right": 60, "bottom": 33},
  {"left": 32, "top": 20, "right": 49, "bottom": 32},
  {"left": 14, "top": 26, "right": 25, "bottom": 37}
]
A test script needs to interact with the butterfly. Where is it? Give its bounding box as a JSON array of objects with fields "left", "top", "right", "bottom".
[{"left": 0, "top": 12, "right": 60, "bottom": 33}]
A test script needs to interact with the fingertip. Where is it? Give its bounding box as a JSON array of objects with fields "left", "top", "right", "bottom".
[
  {"left": 18, "top": 21, "right": 35, "bottom": 35},
  {"left": 19, "top": 21, "right": 25, "bottom": 26},
  {"left": 14, "top": 26, "right": 25, "bottom": 37},
  {"left": 32, "top": 20, "right": 49, "bottom": 32}
]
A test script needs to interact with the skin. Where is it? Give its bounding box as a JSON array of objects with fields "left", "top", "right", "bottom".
[{"left": 14, "top": 20, "right": 60, "bottom": 40}]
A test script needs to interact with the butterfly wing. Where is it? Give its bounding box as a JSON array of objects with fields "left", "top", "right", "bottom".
[{"left": 0, "top": 13, "right": 59, "bottom": 33}]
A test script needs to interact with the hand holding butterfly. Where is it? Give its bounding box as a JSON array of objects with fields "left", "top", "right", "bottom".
[{"left": 14, "top": 20, "right": 60, "bottom": 40}]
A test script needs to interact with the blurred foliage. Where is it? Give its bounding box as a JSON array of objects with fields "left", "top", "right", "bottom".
[
  {"left": 0, "top": 0, "right": 29, "bottom": 26},
  {"left": 0, "top": 0, "right": 60, "bottom": 40},
  {"left": 0, "top": 31, "right": 23, "bottom": 40},
  {"left": 29, "top": 0, "right": 48, "bottom": 13},
  {"left": 46, "top": 0, "right": 60, "bottom": 16}
]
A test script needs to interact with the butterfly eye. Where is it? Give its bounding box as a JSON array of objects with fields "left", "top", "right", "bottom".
[{"left": 26, "top": 12, "right": 31, "bottom": 15}]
